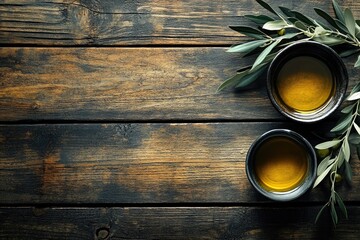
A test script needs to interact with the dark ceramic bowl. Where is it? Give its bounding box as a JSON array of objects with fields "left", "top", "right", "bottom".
[
  {"left": 246, "top": 129, "right": 317, "bottom": 201},
  {"left": 267, "top": 41, "right": 348, "bottom": 123}
]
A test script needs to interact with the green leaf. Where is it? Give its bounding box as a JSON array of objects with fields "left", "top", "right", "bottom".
[
  {"left": 291, "top": 11, "right": 316, "bottom": 26},
  {"left": 217, "top": 70, "right": 249, "bottom": 92},
  {"left": 332, "top": 0, "right": 345, "bottom": 23},
  {"left": 317, "top": 155, "right": 334, "bottom": 176},
  {"left": 354, "top": 55, "right": 360, "bottom": 68},
  {"left": 349, "top": 133, "right": 360, "bottom": 144},
  {"left": 279, "top": 6, "right": 295, "bottom": 17},
  {"left": 344, "top": 160, "right": 353, "bottom": 184},
  {"left": 314, "top": 7, "right": 339, "bottom": 30},
  {"left": 279, "top": 32, "right": 300, "bottom": 40},
  {"left": 312, "top": 35, "right": 346, "bottom": 46},
  {"left": 315, "top": 139, "right": 342, "bottom": 149},
  {"left": 294, "top": 21, "right": 307, "bottom": 31},
  {"left": 350, "top": 82, "right": 360, "bottom": 95},
  {"left": 349, "top": 83, "right": 360, "bottom": 97},
  {"left": 315, "top": 204, "right": 328, "bottom": 224},
  {"left": 245, "top": 14, "right": 275, "bottom": 25},
  {"left": 344, "top": 8, "right": 356, "bottom": 37},
  {"left": 347, "top": 91, "right": 360, "bottom": 101},
  {"left": 341, "top": 103, "right": 355, "bottom": 113},
  {"left": 236, "top": 64, "right": 268, "bottom": 88},
  {"left": 335, "top": 19, "right": 348, "bottom": 34},
  {"left": 263, "top": 20, "right": 288, "bottom": 30},
  {"left": 255, "top": 0, "right": 280, "bottom": 16},
  {"left": 342, "top": 140, "right": 350, "bottom": 162},
  {"left": 251, "top": 39, "right": 281, "bottom": 70},
  {"left": 229, "top": 26, "right": 266, "bottom": 39},
  {"left": 337, "top": 148, "right": 345, "bottom": 168},
  {"left": 335, "top": 19, "right": 349, "bottom": 33},
  {"left": 334, "top": 192, "right": 348, "bottom": 219},
  {"left": 339, "top": 48, "right": 360, "bottom": 57},
  {"left": 227, "top": 40, "right": 268, "bottom": 53},
  {"left": 314, "top": 26, "right": 327, "bottom": 35},
  {"left": 354, "top": 123, "right": 360, "bottom": 135},
  {"left": 331, "top": 113, "right": 352, "bottom": 132},
  {"left": 331, "top": 203, "right": 338, "bottom": 225},
  {"left": 313, "top": 162, "right": 335, "bottom": 188}
]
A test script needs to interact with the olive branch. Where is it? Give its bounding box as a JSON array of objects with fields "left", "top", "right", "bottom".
[{"left": 219, "top": 0, "right": 360, "bottom": 225}]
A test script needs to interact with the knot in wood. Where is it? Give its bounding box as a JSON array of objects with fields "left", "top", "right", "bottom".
[{"left": 96, "top": 227, "right": 110, "bottom": 240}]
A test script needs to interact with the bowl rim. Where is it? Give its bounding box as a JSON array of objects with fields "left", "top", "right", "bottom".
[
  {"left": 245, "top": 129, "right": 317, "bottom": 201},
  {"left": 267, "top": 41, "right": 348, "bottom": 123}
]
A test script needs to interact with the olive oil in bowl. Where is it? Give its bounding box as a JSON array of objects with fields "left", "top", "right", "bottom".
[
  {"left": 276, "top": 56, "right": 334, "bottom": 114},
  {"left": 246, "top": 129, "right": 317, "bottom": 201},
  {"left": 267, "top": 41, "right": 348, "bottom": 122},
  {"left": 254, "top": 136, "right": 308, "bottom": 192}
]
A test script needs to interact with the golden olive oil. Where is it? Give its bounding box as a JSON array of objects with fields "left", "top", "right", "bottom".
[
  {"left": 254, "top": 137, "right": 308, "bottom": 192},
  {"left": 275, "top": 56, "right": 334, "bottom": 113}
]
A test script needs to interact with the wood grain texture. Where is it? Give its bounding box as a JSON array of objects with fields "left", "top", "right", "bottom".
[
  {"left": 1, "top": 47, "right": 359, "bottom": 121},
  {"left": 1, "top": 0, "right": 359, "bottom": 45},
  {"left": 0, "top": 47, "right": 277, "bottom": 121},
  {"left": 0, "top": 123, "right": 359, "bottom": 204},
  {"left": 1, "top": 206, "right": 359, "bottom": 239}
]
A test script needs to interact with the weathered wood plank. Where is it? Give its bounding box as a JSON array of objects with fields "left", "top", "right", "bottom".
[
  {"left": 0, "top": 47, "right": 277, "bottom": 121},
  {"left": 0, "top": 47, "right": 358, "bottom": 121},
  {"left": 0, "top": 123, "right": 359, "bottom": 204},
  {"left": 0, "top": 206, "right": 359, "bottom": 239},
  {"left": 1, "top": 0, "right": 359, "bottom": 45}
]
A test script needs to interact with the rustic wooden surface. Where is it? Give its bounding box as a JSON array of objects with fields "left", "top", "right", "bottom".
[{"left": 1, "top": 0, "right": 360, "bottom": 239}]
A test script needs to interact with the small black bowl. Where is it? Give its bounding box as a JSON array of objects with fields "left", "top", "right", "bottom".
[
  {"left": 267, "top": 41, "right": 348, "bottom": 123},
  {"left": 246, "top": 129, "right": 317, "bottom": 201}
]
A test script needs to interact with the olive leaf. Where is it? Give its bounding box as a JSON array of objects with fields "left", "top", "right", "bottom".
[
  {"left": 245, "top": 14, "right": 275, "bottom": 25},
  {"left": 331, "top": 202, "right": 338, "bottom": 225},
  {"left": 291, "top": 11, "right": 316, "bottom": 26},
  {"left": 314, "top": 7, "right": 340, "bottom": 30},
  {"left": 337, "top": 148, "right": 345, "bottom": 168},
  {"left": 236, "top": 64, "right": 268, "bottom": 88},
  {"left": 341, "top": 103, "right": 355, "bottom": 113},
  {"left": 312, "top": 35, "right": 346, "bottom": 46},
  {"left": 332, "top": 0, "right": 345, "bottom": 23},
  {"left": 330, "top": 113, "right": 353, "bottom": 132},
  {"left": 349, "top": 82, "right": 360, "bottom": 96},
  {"left": 255, "top": 0, "right": 281, "bottom": 17},
  {"left": 217, "top": 70, "right": 250, "bottom": 92},
  {"left": 347, "top": 90, "right": 360, "bottom": 101},
  {"left": 279, "top": 6, "right": 295, "bottom": 18},
  {"left": 229, "top": 26, "right": 267, "bottom": 39},
  {"left": 251, "top": 39, "right": 281, "bottom": 70},
  {"left": 334, "top": 192, "right": 348, "bottom": 219},
  {"left": 317, "top": 155, "right": 334, "bottom": 176},
  {"left": 216, "top": 63, "right": 269, "bottom": 92},
  {"left": 344, "top": 160, "right": 353, "bottom": 184},
  {"left": 349, "top": 133, "right": 360, "bottom": 144},
  {"left": 339, "top": 48, "right": 360, "bottom": 57},
  {"left": 315, "top": 204, "right": 328, "bottom": 224},
  {"left": 315, "top": 139, "right": 342, "bottom": 149},
  {"left": 262, "top": 20, "right": 288, "bottom": 30},
  {"left": 342, "top": 140, "right": 351, "bottom": 162},
  {"left": 294, "top": 21, "right": 307, "bottom": 31},
  {"left": 227, "top": 39, "right": 268, "bottom": 53},
  {"left": 354, "top": 123, "right": 360, "bottom": 135},
  {"left": 335, "top": 20, "right": 349, "bottom": 34},
  {"left": 344, "top": 8, "right": 356, "bottom": 38},
  {"left": 313, "top": 162, "right": 335, "bottom": 188},
  {"left": 354, "top": 55, "right": 360, "bottom": 68}
]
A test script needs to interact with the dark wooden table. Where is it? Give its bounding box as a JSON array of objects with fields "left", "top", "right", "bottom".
[{"left": 1, "top": 0, "right": 360, "bottom": 239}]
